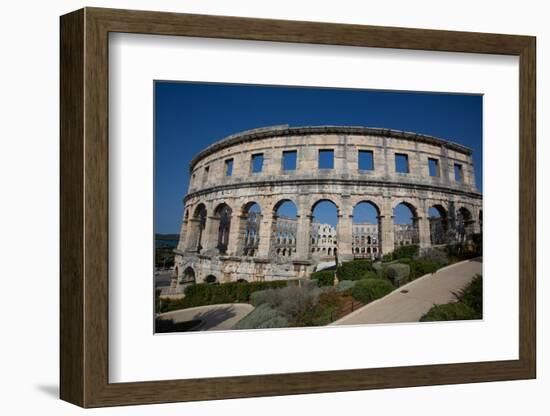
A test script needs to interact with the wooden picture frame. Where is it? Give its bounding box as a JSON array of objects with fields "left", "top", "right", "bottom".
[{"left": 60, "top": 7, "right": 536, "bottom": 408}]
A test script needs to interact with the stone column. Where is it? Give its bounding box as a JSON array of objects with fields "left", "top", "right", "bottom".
[
  {"left": 380, "top": 198, "right": 394, "bottom": 255},
  {"left": 295, "top": 211, "right": 311, "bottom": 260},
  {"left": 336, "top": 200, "right": 353, "bottom": 261},
  {"left": 417, "top": 216, "right": 431, "bottom": 248},
  {"left": 176, "top": 218, "right": 188, "bottom": 252},
  {"left": 202, "top": 215, "right": 219, "bottom": 251},
  {"left": 184, "top": 218, "right": 199, "bottom": 251},
  {"left": 417, "top": 199, "right": 431, "bottom": 248},
  {"left": 257, "top": 214, "right": 274, "bottom": 258},
  {"left": 227, "top": 214, "right": 246, "bottom": 256}
]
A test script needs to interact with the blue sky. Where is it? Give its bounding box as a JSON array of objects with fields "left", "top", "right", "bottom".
[{"left": 155, "top": 81, "right": 482, "bottom": 233}]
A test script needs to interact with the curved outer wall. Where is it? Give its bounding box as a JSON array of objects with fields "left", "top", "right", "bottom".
[{"left": 171, "top": 125, "right": 482, "bottom": 290}]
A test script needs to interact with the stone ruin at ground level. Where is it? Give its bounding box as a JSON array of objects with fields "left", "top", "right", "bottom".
[{"left": 168, "top": 125, "right": 482, "bottom": 293}]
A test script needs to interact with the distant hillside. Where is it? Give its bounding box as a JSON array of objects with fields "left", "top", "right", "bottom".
[{"left": 155, "top": 233, "right": 180, "bottom": 240}]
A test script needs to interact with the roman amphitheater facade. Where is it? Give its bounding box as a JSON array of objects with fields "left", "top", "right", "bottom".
[{"left": 172, "top": 125, "right": 482, "bottom": 291}]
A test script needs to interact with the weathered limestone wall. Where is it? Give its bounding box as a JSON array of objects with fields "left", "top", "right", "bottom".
[{"left": 173, "top": 126, "right": 482, "bottom": 290}]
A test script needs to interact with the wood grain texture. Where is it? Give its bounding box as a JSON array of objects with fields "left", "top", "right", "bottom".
[{"left": 59, "top": 7, "right": 537, "bottom": 408}]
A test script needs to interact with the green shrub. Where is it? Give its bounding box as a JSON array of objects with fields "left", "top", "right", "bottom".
[
  {"left": 310, "top": 270, "right": 335, "bottom": 287},
  {"left": 335, "top": 280, "right": 356, "bottom": 293},
  {"left": 457, "top": 274, "right": 482, "bottom": 315},
  {"left": 351, "top": 278, "right": 394, "bottom": 304},
  {"left": 233, "top": 304, "right": 288, "bottom": 330},
  {"left": 163, "top": 280, "right": 288, "bottom": 311},
  {"left": 409, "top": 260, "right": 441, "bottom": 279},
  {"left": 383, "top": 245, "right": 419, "bottom": 262},
  {"left": 420, "top": 302, "right": 478, "bottom": 321},
  {"left": 383, "top": 263, "right": 410, "bottom": 285},
  {"left": 337, "top": 260, "right": 374, "bottom": 281}
]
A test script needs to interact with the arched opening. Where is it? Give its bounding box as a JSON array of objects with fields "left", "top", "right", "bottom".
[
  {"left": 213, "top": 203, "right": 232, "bottom": 254},
  {"left": 428, "top": 205, "right": 448, "bottom": 245},
  {"left": 204, "top": 274, "right": 217, "bottom": 284},
  {"left": 393, "top": 202, "right": 419, "bottom": 247},
  {"left": 181, "top": 266, "right": 196, "bottom": 284},
  {"left": 311, "top": 199, "right": 338, "bottom": 260},
  {"left": 191, "top": 204, "right": 207, "bottom": 253},
  {"left": 271, "top": 200, "right": 298, "bottom": 261},
  {"left": 240, "top": 202, "right": 261, "bottom": 256},
  {"left": 456, "top": 207, "right": 474, "bottom": 243},
  {"left": 352, "top": 201, "right": 381, "bottom": 259}
]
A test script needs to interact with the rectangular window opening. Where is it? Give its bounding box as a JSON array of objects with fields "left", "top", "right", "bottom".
[
  {"left": 358, "top": 150, "right": 374, "bottom": 171},
  {"left": 395, "top": 153, "right": 409, "bottom": 173},
  {"left": 454, "top": 163, "right": 463, "bottom": 182},
  {"left": 282, "top": 150, "right": 297, "bottom": 171},
  {"left": 428, "top": 158, "right": 440, "bottom": 177},
  {"left": 225, "top": 159, "right": 233, "bottom": 176},
  {"left": 318, "top": 149, "right": 334, "bottom": 169},
  {"left": 251, "top": 153, "right": 264, "bottom": 173},
  {"left": 203, "top": 166, "right": 210, "bottom": 182}
]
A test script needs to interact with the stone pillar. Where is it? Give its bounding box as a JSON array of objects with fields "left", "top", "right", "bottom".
[
  {"left": 380, "top": 197, "right": 394, "bottom": 255},
  {"left": 417, "top": 216, "right": 431, "bottom": 248},
  {"left": 417, "top": 199, "right": 431, "bottom": 248},
  {"left": 257, "top": 214, "right": 274, "bottom": 258},
  {"left": 184, "top": 218, "right": 199, "bottom": 251},
  {"left": 176, "top": 218, "right": 188, "bottom": 252},
  {"left": 202, "top": 215, "right": 219, "bottom": 251},
  {"left": 336, "top": 201, "right": 353, "bottom": 261},
  {"left": 227, "top": 214, "right": 246, "bottom": 256},
  {"left": 295, "top": 211, "right": 311, "bottom": 260}
]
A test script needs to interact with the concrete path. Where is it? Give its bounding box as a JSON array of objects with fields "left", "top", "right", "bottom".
[
  {"left": 158, "top": 303, "right": 254, "bottom": 331},
  {"left": 332, "top": 258, "right": 482, "bottom": 326}
]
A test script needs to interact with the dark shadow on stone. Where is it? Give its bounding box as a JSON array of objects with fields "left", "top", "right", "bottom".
[
  {"left": 195, "top": 306, "right": 237, "bottom": 330},
  {"left": 35, "top": 384, "right": 59, "bottom": 398}
]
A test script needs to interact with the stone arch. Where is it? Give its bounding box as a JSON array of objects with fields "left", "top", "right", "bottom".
[
  {"left": 182, "top": 266, "right": 196, "bottom": 284},
  {"left": 456, "top": 206, "right": 475, "bottom": 243},
  {"left": 212, "top": 202, "right": 232, "bottom": 254},
  {"left": 393, "top": 200, "right": 420, "bottom": 247},
  {"left": 352, "top": 200, "right": 382, "bottom": 260},
  {"left": 188, "top": 203, "right": 207, "bottom": 253},
  {"left": 310, "top": 198, "right": 339, "bottom": 260},
  {"left": 204, "top": 274, "right": 217, "bottom": 284},
  {"left": 271, "top": 199, "right": 298, "bottom": 261},
  {"left": 238, "top": 201, "right": 262, "bottom": 257},
  {"left": 428, "top": 204, "right": 449, "bottom": 245}
]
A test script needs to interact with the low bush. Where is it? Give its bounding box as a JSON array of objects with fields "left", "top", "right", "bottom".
[
  {"left": 382, "top": 245, "right": 419, "bottom": 262},
  {"left": 383, "top": 263, "right": 410, "bottom": 286},
  {"left": 335, "top": 280, "right": 356, "bottom": 293},
  {"left": 408, "top": 260, "right": 441, "bottom": 280},
  {"left": 336, "top": 260, "right": 375, "bottom": 281},
  {"left": 456, "top": 274, "right": 482, "bottom": 316},
  {"left": 160, "top": 280, "right": 288, "bottom": 312},
  {"left": 233, "top": 304, "right": 289, "bottom": 330},
  {"left": 417, "top": 247, "right": 449, "bottom": 265},
  {"left": 420, "top": 274, "right": 483, "bottom": 321},
  {"left": 310, "top": 270, "right": 335, "bottom": 287},
  {"left": 155, "top": 318, "right": 202, "bottom": 333},
  {"left": 420, "top": 302, "right": 478, "bottom": 322},
  {"left": 351, "top": 278, "right": 394, "bottom": 304}
]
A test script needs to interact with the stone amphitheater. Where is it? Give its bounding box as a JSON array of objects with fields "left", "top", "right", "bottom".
[{"left": 171, "top": 125, "right": 482, "bottom": 291}]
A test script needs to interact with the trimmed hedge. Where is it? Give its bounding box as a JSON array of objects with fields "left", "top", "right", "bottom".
[
  {"left": 420, "top": 302, "right": 478, "bottom": 322},
  {"left": 160, "top": 280, "right": 288, "bottom": 312},
  {"left": 336, "top": 260, "right": 375, "bottom": 281},
  {"left": 335, "top": 280, "right": 356, "bottom": 293},
  {"left": 310, "top": 270, "right": 335, "bottom": 287},
  {"left": 420, "top": 274, "right": 483, "bottom": 321},
  {"left": 382, "top": 245, "right": 419, "bottom": 262},
  {"left": 233, "top": 303, "right": 289, "bottom": 330},
  {"left": 457, "top": 274, "right": 482, "bottom": 315},
  {"left": 351, "top": 278, "right": 394, "bottom": 304},
  {"left": 383, "top": 263, "right": 410, "bottom": 286}
]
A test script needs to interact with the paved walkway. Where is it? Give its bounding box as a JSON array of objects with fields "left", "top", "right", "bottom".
[
  {"left": 158, "top": 303, "right": 254, "bottom": 331},
  {"left": 332, "top": 258, "right": 482, "bottom": 326}
]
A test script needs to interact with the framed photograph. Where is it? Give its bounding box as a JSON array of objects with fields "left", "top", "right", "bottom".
[{"left": 60, "top": 7, "right": 536, "bottom": 408}]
